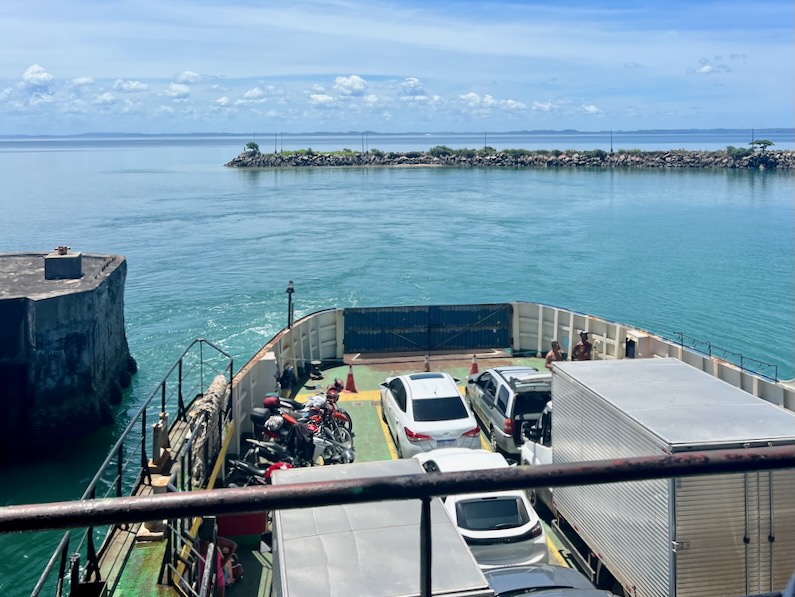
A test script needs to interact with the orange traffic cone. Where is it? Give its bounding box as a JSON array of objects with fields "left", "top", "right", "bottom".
[
  {"left": 469, "top": 354, "right": 479, "bottom": 375},
  {"left": 345, "top": 364, "right": 358, "bottom": 393}
]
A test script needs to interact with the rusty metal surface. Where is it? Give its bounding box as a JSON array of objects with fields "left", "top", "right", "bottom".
[{"left": 2, "top": 445, "right": 794, "bottom": 534}]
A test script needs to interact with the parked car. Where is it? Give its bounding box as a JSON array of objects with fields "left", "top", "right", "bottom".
[
  {"left": 484, "top": 564, "right": 614, "bottom": 596},
  {"left": 379, "top": 372, "right": 480, "bottom": 458},
  {"left": 466, "top": 366, "right": 551, "bottom": 455},
  {"left": 413, "top": 448, "right": 549, "bottom": 569}
]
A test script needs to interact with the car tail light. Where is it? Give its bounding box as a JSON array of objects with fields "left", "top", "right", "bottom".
[
  {"left": 462, "top": 427, "right": 481, "bottom": 438},
  {"left": 530, "top": 520, "right": 543, "bottom": 538},
  {"left": 503, "top": 419, "right": 513, "bottom": 434},
  {"left": 404, "top": 427, "right": 433, "bottom": 443}
]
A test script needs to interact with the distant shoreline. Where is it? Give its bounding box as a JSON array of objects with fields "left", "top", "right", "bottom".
[{"left": 226, "top": 148, "right": 795, "bottom": 170}]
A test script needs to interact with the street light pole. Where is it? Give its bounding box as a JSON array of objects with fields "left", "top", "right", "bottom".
[{"left": 286, "top": 280, "right": 295, "bottom": 329}]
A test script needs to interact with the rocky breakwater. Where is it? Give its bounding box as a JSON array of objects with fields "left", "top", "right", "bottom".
[{"left": 226, "top": 148, "right": 795, "bottom": 170}]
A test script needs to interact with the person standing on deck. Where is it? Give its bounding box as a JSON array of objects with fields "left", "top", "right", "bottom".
[
  {"left": 571, "top": 331, "right": 593, "bottom": 361},
  {"left": 544, "top": 340, "right": 564, "bottom": 369}
]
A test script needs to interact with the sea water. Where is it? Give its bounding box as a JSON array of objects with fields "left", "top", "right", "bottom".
[{"left": 0, "top": 134, "right": 793, "bottom": 593}]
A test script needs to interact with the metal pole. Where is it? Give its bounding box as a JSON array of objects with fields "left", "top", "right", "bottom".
[
  {"left": 420, "top": 496, "right": 432, "bottom": 597},
  {"left": 286, "top": 281, "right": 295, "bottom": 329}
]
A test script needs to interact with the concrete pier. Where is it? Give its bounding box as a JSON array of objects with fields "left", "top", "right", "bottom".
[{"left": 0, "top": 251, "right": 135, "bottom": 463}]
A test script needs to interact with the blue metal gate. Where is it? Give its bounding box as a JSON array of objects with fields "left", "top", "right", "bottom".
[{"left": 343, "top": 304, "right": 512, "bottom": 353}]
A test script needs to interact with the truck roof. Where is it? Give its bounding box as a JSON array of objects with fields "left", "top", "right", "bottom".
[
  {"left": 271, "top": 459, "right": 491, "bottom": 596},
  {"left": 552, "top": 358, "right": 795, "bottom": 449}
]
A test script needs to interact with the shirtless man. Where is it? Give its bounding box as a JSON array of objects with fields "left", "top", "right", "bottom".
[
  {"left": 571, "top": 331, "right": 593, "bottom": 361},
  {"left": 544, "top": 340, "right": 564, "bottom": 369}
]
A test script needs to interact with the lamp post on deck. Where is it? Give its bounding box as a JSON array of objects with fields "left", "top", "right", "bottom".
[{"left": 286, "top": 280, "right": 295, "bottom": 329}]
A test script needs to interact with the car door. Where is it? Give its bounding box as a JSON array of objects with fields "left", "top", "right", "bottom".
[
  {"left": 380, "top": 378, "right": 402, "bottom": 439},
  {"left": 389, "top": 378, "right": 408, "bottom": 444},
  {"left": 470, "top": 372, "right": 497, "bottom": 424}
]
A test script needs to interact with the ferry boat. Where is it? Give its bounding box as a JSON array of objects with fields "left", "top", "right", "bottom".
[{"left": 15, "top": 301, "right": 795, "bottom": 596}]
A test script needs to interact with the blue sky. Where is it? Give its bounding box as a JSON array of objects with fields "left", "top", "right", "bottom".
[{"left": 1, "top": 0, "right": 792, "bottom": 135}]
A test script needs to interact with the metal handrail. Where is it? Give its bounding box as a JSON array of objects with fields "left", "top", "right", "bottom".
[
  {"left": 5, "top": 445, "right": 795, "bottom": 533},
  {"left": 671, "top": 331, "right": 780, "bottom": 381},
  {"left": 30, "top": 339, "right": 233, "bottom": 597}
]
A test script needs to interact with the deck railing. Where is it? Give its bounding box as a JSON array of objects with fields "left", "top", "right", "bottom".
[
  {"left": 671, "top": 331, "right": 780, "bottom": 381},
  {"left": 6, "top": 446, "right": 795, "bottom": 597},
  {"left": 31, "top": 339, "right": 233, "bottom": 597}
]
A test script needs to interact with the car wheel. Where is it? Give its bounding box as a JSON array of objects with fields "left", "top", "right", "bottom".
[
  {"left": 489, "top": 426, "right": 500, "bottom": 453},
  {"left": 528, "top": 489, "right": 538, "bottom": 508}
]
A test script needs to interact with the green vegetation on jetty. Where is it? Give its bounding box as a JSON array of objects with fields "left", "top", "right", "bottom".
[{"left": 227, "top": 141, "right": 794, "bottom": 170}]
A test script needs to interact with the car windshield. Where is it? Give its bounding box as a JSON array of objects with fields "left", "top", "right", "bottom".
[
  {"left": 513, "top": 390, "right": 551, "bottom": 418},
  {"left": 455, "top": 497, "right": 530, "bottom": 531},
  {"left": 412, "top": 396, "right": 468, "bottom": 421}
]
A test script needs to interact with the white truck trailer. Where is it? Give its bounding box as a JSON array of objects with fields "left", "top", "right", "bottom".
[
  {"left": 521, "top": 358, "right": 795, "bottom": 597},
  {"left": 270, "top": 458, "right": 494, "bottom": 597}
]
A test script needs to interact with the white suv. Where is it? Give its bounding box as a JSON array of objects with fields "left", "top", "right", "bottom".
[{"left": 414, "top": 448, "right": 549, "bottom": 569}]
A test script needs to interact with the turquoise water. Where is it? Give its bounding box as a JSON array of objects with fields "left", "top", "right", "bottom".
[{"left": 0, "top": 136, "right": 793, "bottom": 594}]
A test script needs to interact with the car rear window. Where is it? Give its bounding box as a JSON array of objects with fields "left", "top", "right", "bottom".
[
  {"left": 512, "top": 390, "right": 551, "bottom": 418},
  {"left": 412, "top": 396, "right": 468, "bottom": 421},
  {"left": 455, "top": 497, "right": 531, "bottom": 531}
]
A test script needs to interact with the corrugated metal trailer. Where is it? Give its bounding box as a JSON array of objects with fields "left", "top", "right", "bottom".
[
  {"left": 550, "top": 358, "right": 795, "bottom": 597},
  {"left": 270, "top": 458, "right": 494, "bottom": 597}
]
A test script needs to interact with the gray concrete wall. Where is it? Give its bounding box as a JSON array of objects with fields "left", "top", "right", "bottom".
[{"left": 0, "top": 254, "right": 133, "bottom": 462}]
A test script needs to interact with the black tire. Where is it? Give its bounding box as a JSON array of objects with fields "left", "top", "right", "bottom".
[
  {"left": 337, "top": 407, "right": 353, "bottom": 432},
  {"left": 489, "top": 426, "right": 500, "bottom": 453},
  {"left": 333, "top": 426, "right": 354, "bottom": 449}
]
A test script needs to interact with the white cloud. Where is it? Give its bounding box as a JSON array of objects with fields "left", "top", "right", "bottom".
[
  {"left": 215, "top": 96, "right": 231, "bottom": 106},
  {"left": 93, "top": 92, "right": 116, "bottom": 105},
  {"left": 164, "top": 83, "right": 190, "bottom": 99},
  {"left": 460, "top": 92, "right": 481, "bottom": 107},
  {"left": 364, "top": 94, "right": 380, "bottom": 106},
  {"left": 501, "top": 99, "right": 526, "bottom": 111},
  {"left": 401, "top": 77, "right": 425, "bottom": 96},
  {"left": 121, "top": 99, "right": 143, "bottom": 113},
  {"left": 243, "top": 87, "right": 265, "bottom": 100},
  {"left": 175, "top": 70, "right": 203, "bottom": 84},
  {"left": 154, "top": 105, "right": 175, "bottom": 116},
  {"left": 533, "top": 101, "right": 558, "bottom": 112},
  {"left": 687, "top": 58, "right": 731, "bottom": 75},
  {"left": 28, "top": 93, "right": 54, "bottom": 106},
  {"left": 71, "top": 77, "right": 94, "bottom": 87},
  {"left": 309, "top": 93, "right": 335, "bottom": 106},
  {"left": 113, "top": 79, "right": 149, "bottom": 92},
  {"left": 22, "top": 64, "right": 53, "bottom": 88},
  {"left": 583, "top": 104, "right": 602, "bottom": 114},
  {"left": 334, "top": 75, "right": 367, "bottom": 96},
  {"left": 624, "top": 62, "right": 644, "bottom": 69},
  {"left": 0, "top": 88, "right": 13, "bottom": 101}
]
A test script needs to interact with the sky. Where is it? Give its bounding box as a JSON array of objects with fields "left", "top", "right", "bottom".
[{"left": 0, "top": 0, "right": 793, "bottom": 135}]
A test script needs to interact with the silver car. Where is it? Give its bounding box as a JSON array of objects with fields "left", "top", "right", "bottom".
[
  {"left": 485, "top": 564, "right": 614, "bottom": 596},
  {"left": 379, "top": 372, "right": 480, "bottom": 458},
  {"left": 466, "top": 366, "right": 551, "bottom": 455}
]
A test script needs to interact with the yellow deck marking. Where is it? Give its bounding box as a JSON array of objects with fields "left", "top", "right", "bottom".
[
  {"left": 548, "top": 537, "right": 568, "bottom": 566},
  {"left": 376, "top": 402, "right": 399, "bottom": 460},
  {"left": 480, "top": 433, "right": 490, "bottom": 451}
]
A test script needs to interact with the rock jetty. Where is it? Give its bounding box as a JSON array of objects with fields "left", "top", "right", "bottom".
[{"left": 226, "top": 148, "right": 795, "bottom": 170}]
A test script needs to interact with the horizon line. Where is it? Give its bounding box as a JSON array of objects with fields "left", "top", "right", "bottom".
[{"left": 1, "top": 127, "right": 793, "bottom": 140}]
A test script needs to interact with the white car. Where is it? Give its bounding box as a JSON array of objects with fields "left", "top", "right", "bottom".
[
  {"left": 379, "top": 372, "right": 481, "bottom": 458},
  {"left": 414, "top": 448, "right": 549, "bottom": 569}
]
